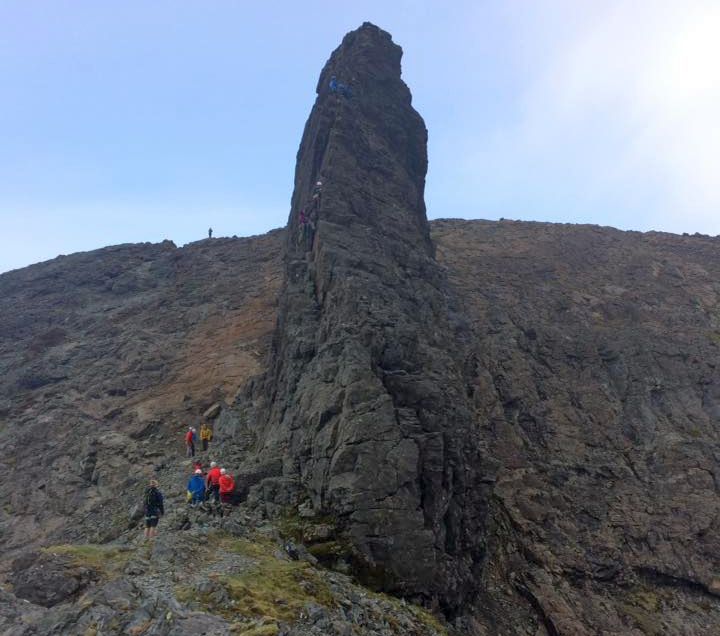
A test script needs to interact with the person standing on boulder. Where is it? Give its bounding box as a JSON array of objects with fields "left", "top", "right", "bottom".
[
  {"left": 206, "top": 461, "right": 221, "bottom": 502},
  {"left": 143, "top": 479, "right": 164, "bottom": 539},
  {"left": 200, "top": 422, "right": 212, "bottom": 452},
  {"left": 185, "top": 427, "right": 195, "bottom": 458}
]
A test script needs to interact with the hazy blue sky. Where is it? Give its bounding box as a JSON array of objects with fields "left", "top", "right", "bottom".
[{"left": 2, "top": 1, "right": 719, "bottom": 273}]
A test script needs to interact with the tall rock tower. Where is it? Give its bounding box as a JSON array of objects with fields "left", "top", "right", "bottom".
[{"left": 250, "top": 23, "right": 489, "bottom": 609}]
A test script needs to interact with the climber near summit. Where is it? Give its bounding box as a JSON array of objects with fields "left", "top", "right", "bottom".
[
  {"left": 187, "top": 468, "right": 205, "bottom": 506},
  {"left": 311, "top": 180, "right": 323, "bottom": 211},
  {"left": 208, "top": 227, "right": 213, "bottom": 239},
  {"left": 329, "top": 75, "right": 351, "bottom": 97},
  {"left": 143, "top": 479, "right": 165, "bottom": 539}
]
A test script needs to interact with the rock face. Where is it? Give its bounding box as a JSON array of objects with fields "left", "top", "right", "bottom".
[
  {"left": 433, "top": 220, "right": 720, "bottom": 633},
  {"left": 245, "top": 22, "right": 488, "bottom": 608},
  {"left": 0, "top": 233, "right": 283, "bottom": 557}
]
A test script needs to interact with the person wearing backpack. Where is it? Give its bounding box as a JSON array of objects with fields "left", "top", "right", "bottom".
[
  {"left": 144, "top": 479, "right": 165, "bottom": 539},
  {"left": 218, "top": 468, "right": 235, "bottom": 504}
]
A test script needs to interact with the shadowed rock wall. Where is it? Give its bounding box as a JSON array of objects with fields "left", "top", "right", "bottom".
[{"left": 248, "top": 23, "right": 490, "bottom": 608}]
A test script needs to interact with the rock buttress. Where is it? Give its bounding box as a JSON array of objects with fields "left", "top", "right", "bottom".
[{"left": 248, "top": 23, "right": 490, "bottom": 609}]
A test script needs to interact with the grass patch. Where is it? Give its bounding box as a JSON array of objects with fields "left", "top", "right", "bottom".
[
  {"left": 622, "top": 587, "right": 664, "bottom": 635},
  {"left": 178, "top": 536, "right": 335, "bottom": 625},
  {"left": 367, "top": 588, "right": 449, "bottom": 636},
  {"left": 307, "top": 540, "right": 349, "bottom": 561},
  {"left": 622, "top": 603, "right": 664, "bottom": 635},
  {"left": 231, "top": 625, "right": 279, "bottom": 636},
  {"left": 43, "top": 544, "right": 131, "bottom": 577},
  {"left": 276, "top": 511, "right": 338, "bottom": 543}
]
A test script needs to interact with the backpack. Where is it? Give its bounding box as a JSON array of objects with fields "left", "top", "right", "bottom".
[{"left": 144, "top": 487, "right": 159, "bottom": 513}]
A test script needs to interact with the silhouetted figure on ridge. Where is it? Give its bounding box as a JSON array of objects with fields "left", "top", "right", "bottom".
[{"left": 208, "top": 227, "right": 213, "bottom": 238}]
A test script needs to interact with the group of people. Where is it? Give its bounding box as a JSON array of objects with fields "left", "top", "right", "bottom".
[
  {"left": 186, "top": 460, "right": 237, "bottom": 506},
  {"left": 185, "top": 422, "right": 213, "bottom": 457},
  {"left": 298, "top": 180, "right": 323, "bottom": 250},
  {"left": 141, "top": 459, "right": 239, "bottom": 538}
]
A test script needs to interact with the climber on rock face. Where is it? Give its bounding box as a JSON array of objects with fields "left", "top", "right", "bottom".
[
  {"left": 206, "top": 461, "right": 221, "bottom": 502},
  {"left": 187, "top": 468, "right": 205, "bottom": 506},
  {"left": 218, "top": 468, "right": 236, "bottom": 504},
  {"left": 298, "top": 208, "right": 308, "bottom": 246},
  {"left": 329, "top": 76, "right": 351, "bottom": 97},
  {"left": 200, "top": 422, "right": 212, "bottom": 451},
  {"left": 143, "top": 479, "right": 164, "bottom": 539},
  {"left": 185, "top": 427, "right": 195, "bottom": 458},
  {"left": 311, "top": 181, "right": 323, "bottom": 211}
]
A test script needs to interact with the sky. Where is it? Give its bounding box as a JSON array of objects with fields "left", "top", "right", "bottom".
[{"left": 1, "top": 0, "right": 719, "bottom": 273}]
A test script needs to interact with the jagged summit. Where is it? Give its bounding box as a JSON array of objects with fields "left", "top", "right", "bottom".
[
  {"left": 288, "top": 22, "right": 431, "bottom": 259},
  {"left": 315, "top": 22, "right": 405, "bottom": 94}
]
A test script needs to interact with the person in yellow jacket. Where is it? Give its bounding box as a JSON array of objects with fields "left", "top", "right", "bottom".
[{"left": 200, "top": 423, "right": 213, "bottom": 451}]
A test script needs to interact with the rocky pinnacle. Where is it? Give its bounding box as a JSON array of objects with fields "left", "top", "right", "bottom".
[{"left": 250, "top": 22, "right": 489, "bottom": 609}]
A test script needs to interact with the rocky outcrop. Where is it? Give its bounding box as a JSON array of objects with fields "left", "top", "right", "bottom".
[
  {"left": 243, "top": 22, "right": 489, "bottom": 609},
  {"left": 0, "top": 233, "right": 283, "bottom": 559}
]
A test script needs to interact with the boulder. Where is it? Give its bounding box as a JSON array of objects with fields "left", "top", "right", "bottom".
[
  {"left": 203, "top": 403, "right": 221, "bottom": 419},
  {"left": 11, "top": 552, "right": 93, "bottom": 608}
]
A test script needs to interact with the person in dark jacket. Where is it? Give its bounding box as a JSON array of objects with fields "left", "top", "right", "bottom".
[
  {"left": 144, "top": 479, "right": 165, "bottom": 539},
  {"left": 187, "top": 469, "right": 205, "bottom": 506}
]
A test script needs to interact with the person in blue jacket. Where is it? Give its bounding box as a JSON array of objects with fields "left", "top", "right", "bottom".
[
  {"left": 187, "top": 468, "right": 205, "bottom": 506},
  {"left": 329, "top": 75, "right": 351, "bottom": 97}
]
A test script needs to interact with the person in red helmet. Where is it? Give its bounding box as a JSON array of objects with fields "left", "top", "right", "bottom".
[
  {"left": 206, "top": 461, "right": 221, "bottom": 502},
  {"left": 218, "top": 468, "right": 235, "bottom": 504}
]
